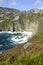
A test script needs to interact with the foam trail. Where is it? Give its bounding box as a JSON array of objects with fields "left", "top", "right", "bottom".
[
  {"left": 0, "top": 31, "right": 33, "bottom": 53},
  {"left": 0, "top": 31, "right": 33, "bottom": 44},
  {"left": 11, "top": 32, "right": 33, "bottom": 44}
]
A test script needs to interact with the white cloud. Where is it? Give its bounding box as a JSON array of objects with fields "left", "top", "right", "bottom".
[
  {"left": 11, "top": 2, "right": 17, "bottom": 6},
  {"left": 39, "top": 7, "right": 43, "bottom": 9},
  {"left": 35, "top": 0, "right": 43, "bottom": 5},
  {"left": 0, "top": 0, "right": 5, "bottom": 3},
  {"left": 34, "top": 0, "right": 43, "bottom": 9}
]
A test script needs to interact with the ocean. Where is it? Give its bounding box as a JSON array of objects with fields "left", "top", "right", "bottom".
[{"left": 0, "top": 31, "right": 33, "bottom": 53}]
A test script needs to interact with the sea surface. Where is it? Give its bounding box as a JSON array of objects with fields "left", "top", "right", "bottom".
[{"left": 0, "top": 31, "right": 33, "bottom": 53}]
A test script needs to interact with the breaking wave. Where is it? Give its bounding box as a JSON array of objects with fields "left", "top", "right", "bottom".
[{"left": 0, "top": 31, "right": 33, "bottom": 53}]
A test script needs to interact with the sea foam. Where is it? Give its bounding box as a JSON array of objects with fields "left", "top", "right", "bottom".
[{"left": 11, "top": 31, "right": 33, "bottom": 44}]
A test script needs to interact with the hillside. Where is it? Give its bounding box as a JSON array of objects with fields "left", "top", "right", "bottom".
[
  {"left": 0, "top": 7, "right": 20, "bottom": 31},
  {"left": 0, "top": 32, "right": 43, "bottom": 65},
  {"left": 0, "top": 7, "right": 43, "bottom": 34},
  {"left": 0, "top": 7, "right": 43, "bottom": 65}
]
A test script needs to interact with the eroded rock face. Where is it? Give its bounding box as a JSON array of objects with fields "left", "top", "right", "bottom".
[
  {"left": 14, "top": 12, "right": 39, "bottom": 34},
  {"left": 0, "top": 7, "right": 43, "bottom": 34},
  {"left": 14, "top": 19, "right": 39, "bottom": 34}
]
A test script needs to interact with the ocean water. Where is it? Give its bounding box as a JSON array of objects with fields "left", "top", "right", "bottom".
[{"left": 0, "top": 31, "right": 33, "bottom": 53}]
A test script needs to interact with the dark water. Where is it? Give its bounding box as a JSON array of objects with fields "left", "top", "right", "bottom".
[
  {"left": 0, "top": 31, "right": 33, "bottom": 53},
  {"left": 0, "top": 32, "right": 22, "bottom": 53}
]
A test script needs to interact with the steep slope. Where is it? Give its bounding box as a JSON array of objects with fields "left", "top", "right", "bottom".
[
  {"left": 17, "top": 9, "right": 43, "bottom": 34},
  {"left": 0, "top": 7, "right": 20, "bottom": 31},
  {"left": 0, "top": 7, "right": 43, "bottom": 34},
  {"left": 0, "top": 8, "right": 43, "bottom": 65},
  {"left": 0, "top": 33, "right": 43, "bottom": 65}
]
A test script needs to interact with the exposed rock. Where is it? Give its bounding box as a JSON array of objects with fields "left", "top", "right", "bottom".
[
  {"left": 24, "top": 43, "right": 32, "bottom": 49},
  {"left": 0, "top": 7, "right": 43, "bottom": 34}
]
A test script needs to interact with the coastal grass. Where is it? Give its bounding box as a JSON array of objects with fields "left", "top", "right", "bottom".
[
  {"left": 0, "top": 51, "right": 43, "bottom": 65},
  {"left": 0, "top": 33, "right": 43, "bottom": 65},
  {"left": 29, "top": 33, "right": 43, "bottom": 43}
]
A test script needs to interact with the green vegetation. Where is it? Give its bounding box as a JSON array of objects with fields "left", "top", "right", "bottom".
[
  {"left": 0, "top": 51, "right": 43, "bottom": 65},
  {"left": 29, "top": 33, "right": 43, "bottom": 43},
  {"left": 0, "top": 8, "right": 43, "bottom": 65},
  {"left": 0, "top": 19, "right": 15, "bottom": 31},
  {"left": 0, "top": 33, "right": 43, "bottom": 65},
  {"left": 0, "top": 8, "right": 43, "bottom": 33}
]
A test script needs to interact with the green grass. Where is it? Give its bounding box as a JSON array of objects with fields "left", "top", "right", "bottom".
[
  {"left": 0, "top": 31, "right": 43, "bottom": 65},
  {"left": 0, "top": 19, "right": 15, "bottom": 31},
  {"left": 29, "top": 33, "right": 43, "bottom": 43},
  {"left": 0, "top": 51, "right": 43, "bottom": 65}
]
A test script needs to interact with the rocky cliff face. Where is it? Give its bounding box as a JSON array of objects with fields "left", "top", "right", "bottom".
[
  {"left": 0, "top": 7, "right": 43, "bottom": 34},
  {"left": 15, "top": 12, "right": 39, "bottom": 34}
]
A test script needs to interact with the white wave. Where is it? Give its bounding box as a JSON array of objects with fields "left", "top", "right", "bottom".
[
  {"left": 22, "top": 31, "right": 33, "bottom": 37},
  {"left": 0, "top": 45, "right": 3, "bottom": 47},
  {"left": 11, "top": 37, "right": 19, "bottom": 42},
  {"left": 0, "top": 31, "right": 33, "bottom": 44},
  {"left": 11, "top": 36, "right": 28, "bottom": 44},
  {"left": 0, "top": 31, "right": 33, "bottom": 35},
  {"left": 11, "top": 31, "right": 33, "bottom": 44},
  {"left": 0, "top": 31, "right": 12, "bottom": 34},
  {"left": 18, "top": 36, "right": 28, "bottom": 44}
]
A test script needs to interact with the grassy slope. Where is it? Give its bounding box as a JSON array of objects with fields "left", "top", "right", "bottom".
[
  {"left": 0, "top": 51, "right": 43, "bottom": 65},
  {"left": 0, "top": 33, "right": 43, "bottom": 65},
  {"left": 0, "top": 19, "right": 15, "bottom": 31},
  {"left": 0, "top": 9, "right": 43, "bottom": 65}
]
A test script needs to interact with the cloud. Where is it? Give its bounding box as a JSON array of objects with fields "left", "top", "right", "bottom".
[
  {"left": 0, "top": 0, "right": 5, "bottom": 3},
  {"left": 35, "top": 0, "right": 43, "bottom": 5},
  {"left": 11, "top": 1, "right": 17, "bottom": 6},
  {"left": 34, "top": 0, "right": 43, "bottom": 9},
  {"left": 39, "top": 7, "right": 43, "bottom": 9}
]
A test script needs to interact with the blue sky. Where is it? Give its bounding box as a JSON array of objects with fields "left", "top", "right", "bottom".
[{"left": 0, "top": 0, "right": 43, "bottom": 11}]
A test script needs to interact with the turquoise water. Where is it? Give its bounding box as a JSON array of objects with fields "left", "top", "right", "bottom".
[
  {"left": 0, "top": 32, "right": 22, "bottom": 53},
  {"left": 0, "top": 32, "right": 33, "bottom": 53}
]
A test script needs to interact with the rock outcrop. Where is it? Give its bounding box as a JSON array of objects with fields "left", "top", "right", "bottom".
[{"left": 0, "top": 7, "right": 43, "bottom": 34}]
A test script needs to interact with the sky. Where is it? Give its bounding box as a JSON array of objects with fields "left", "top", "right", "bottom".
[{"left": 0, "top": 0, "right": 43, "bottom": 11}]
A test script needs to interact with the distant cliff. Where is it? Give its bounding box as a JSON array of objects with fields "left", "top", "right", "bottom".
[{"left": 0, "top": 7, "right": 43, "bottom": 34}]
